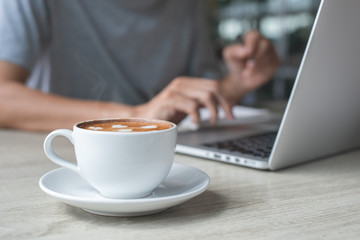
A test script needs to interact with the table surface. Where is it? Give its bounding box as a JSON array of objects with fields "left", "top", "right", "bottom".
[{"left": 1, "top": 127, "right": 360, "bottom": 240}]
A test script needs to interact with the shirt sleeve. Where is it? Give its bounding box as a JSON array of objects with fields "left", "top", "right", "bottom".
[{"left": 0, "top": 0, "right": 49, "bottom": 71}]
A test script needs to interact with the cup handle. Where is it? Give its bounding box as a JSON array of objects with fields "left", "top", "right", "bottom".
[{"left": 43, "top": 129, "right": 79, "bottom": 173}]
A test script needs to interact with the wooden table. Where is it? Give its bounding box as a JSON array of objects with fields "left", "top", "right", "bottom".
[{"left": 1, "top": 129, "right": 360, "bottom": 239}]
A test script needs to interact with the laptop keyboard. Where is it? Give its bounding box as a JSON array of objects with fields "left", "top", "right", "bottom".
[{"left": 202, "top": 132, "right": 277, "bottom": 158}]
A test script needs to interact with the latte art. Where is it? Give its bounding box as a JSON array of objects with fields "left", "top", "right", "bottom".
[
  {"left": 78, "top": 119, "right": 174, "bottom": 132},
  {"left": 112, "top": 124, "right": 127, "bottom": 128}
]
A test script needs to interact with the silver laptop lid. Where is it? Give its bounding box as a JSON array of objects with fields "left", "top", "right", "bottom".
[{"left": 269, "top": 0, "right": 360, "bottom": 170}]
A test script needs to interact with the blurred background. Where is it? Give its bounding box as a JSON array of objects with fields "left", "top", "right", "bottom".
[{"left": 208, "top": 0, "right": 321, "bottom": 105}]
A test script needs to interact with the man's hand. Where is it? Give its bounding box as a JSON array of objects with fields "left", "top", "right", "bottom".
[
  {"left": 135, "top": 76, "right": 234, "bottom": 124},
  {"left": 221, "top": 30, "right": 280, "bottom": 101}
]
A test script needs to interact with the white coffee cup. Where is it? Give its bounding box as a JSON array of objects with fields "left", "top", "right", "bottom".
[{"left": 43, "top": 118, "right": 177, "bottom": 199}]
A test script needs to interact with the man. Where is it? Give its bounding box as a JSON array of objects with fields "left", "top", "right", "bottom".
[{"left": 0, "top": 0, "right": 280, "bottom": 131}]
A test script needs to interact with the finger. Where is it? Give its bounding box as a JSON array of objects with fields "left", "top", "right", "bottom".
[
  {"left": 223, "top": 44, "right": 250, "bottom": 63},
  {"left": 195, "top": 90, "right": 219, "bottom": 125},
  {"left": 243, "top": 30, "right": 262, "bottom": 57},
  {"left": 171, "top": 82, "right": 219, "bottom": 124},
  {"left": 188, "top": 79, "right": 234, "bottom": 121},
  {"left": 169, "top": 112, "right": 188, "bottom": 124},
  {"left": 169, "top": 93, "right": 201, "bottom": 124},
  {"left": 245, "top": 38, "right": 276, "bottom": 75},
  {"left": 254, "top": 38, "right": 273, "bottom": 61},
  {"left": 215, "top": 92, "right": 234, "bottom": 120},
  {"left": 168, "top": 77, "right": 234, "bottom": 122},
  {"left": 190, "top": 80, "right": 234, "bottom": 121}
]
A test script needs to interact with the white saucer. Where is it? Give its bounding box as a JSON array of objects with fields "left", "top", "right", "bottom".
[{"left": 39, "top": 163, "right": 210, "bottom": 217}]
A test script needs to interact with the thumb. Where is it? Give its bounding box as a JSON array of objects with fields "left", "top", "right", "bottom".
[
  {"left": 223, "top": 44, "right": 251, "bottom": 75},
  {"left": 223, "top": 44, "right": 251, "bottom": 63}
]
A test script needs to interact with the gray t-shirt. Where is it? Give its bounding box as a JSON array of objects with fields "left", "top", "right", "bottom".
[{"left": 0, "top": 0, "right": 221, "bottom": 105}]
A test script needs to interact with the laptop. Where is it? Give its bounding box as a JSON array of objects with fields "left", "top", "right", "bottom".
[{"left": 176, "top": 0, "right": 360, "bottom": 170}]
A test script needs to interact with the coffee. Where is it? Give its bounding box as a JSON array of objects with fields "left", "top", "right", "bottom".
[{"left": 78, "top": 119, "right": 174, "bottom": 132}]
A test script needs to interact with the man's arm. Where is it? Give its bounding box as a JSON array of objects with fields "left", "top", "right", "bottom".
[
  {"left": 0, "top": 61, "right": 234, "bottom": 131},
  {"left": 0, "top": 61, "right": 137, "bottom": 131}
]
